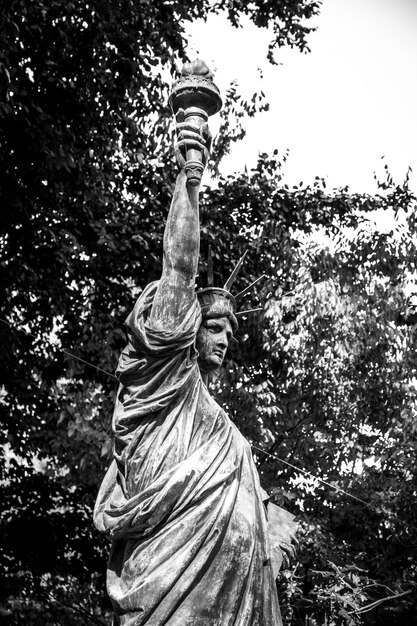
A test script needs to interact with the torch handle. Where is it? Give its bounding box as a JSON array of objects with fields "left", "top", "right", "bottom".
[{"left": 181, "top": 107, "right": 208, "bottom": 186}]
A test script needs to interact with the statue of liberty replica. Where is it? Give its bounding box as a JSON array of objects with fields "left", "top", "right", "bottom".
[{"left": 94, "top": 60, "right": 295, "bottom": 626}]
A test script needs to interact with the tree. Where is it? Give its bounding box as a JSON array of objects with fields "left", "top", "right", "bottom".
[
  {"left": 0, "top": 1, "right": 322, "bottom": 623},
  {"left": 201, "top": 159, "right": 417, "bottom": 624}
]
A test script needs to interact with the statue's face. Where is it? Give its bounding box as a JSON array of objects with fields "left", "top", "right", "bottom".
[{"left": 196, "top": 316, "right": 233, "bottom": 373}]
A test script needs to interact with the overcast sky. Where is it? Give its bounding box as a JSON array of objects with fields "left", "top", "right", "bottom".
[{"left": 186, "top": 0, "right": 417, "bottom": 194}]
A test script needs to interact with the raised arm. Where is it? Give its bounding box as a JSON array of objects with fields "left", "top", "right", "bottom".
[{"left": 148, "top": 122, "right": 209, "bottom": 330}]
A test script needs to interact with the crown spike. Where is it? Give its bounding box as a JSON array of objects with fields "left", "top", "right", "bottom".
[
  {"left": 234, "top": 274, "right": 266, "bottom": 300},
  {"left": 207, "top": 245, "right": 214, "bottom": 287},
  {"left": 235, "top": 307, "right": 263, "bottom": 318},
  {"left": 223, "top": 250, "right": 248, "bottom": 292}
]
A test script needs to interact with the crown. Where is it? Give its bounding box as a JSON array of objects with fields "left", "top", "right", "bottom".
[{"left": 197, "top": 248, "right": 264, "bottom": 332}]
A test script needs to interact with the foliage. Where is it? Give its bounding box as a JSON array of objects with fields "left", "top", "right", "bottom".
[
  {"left": 2, "top": 0, "right": 417, "bottom": 624},
  {"left": 208, "top": 159, "right": 417, "bottom": 624}
]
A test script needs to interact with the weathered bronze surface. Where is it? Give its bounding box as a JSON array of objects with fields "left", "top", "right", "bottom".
[
  {"left": 94, "top": 59, "right": 295, "bottom": 625},
  {"left": 169, "top": 60, "right": 221, "bottom": 185}
]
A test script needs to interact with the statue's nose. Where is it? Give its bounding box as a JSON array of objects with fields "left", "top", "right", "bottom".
[{"left": 217, "top": 335, "right": 228, "bottom": 350}]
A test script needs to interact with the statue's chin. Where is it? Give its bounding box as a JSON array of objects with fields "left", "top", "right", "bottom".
[{"left": 198, "top": 354, "right": 223, "bottom": 373}]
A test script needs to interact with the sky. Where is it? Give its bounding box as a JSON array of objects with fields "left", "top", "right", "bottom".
[{"left": 185, "top": 0, "right": 417, "bottom": 194}]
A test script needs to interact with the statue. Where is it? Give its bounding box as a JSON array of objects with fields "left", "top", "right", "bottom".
[{"left": 94, "top": 60, "right": 296, "bottom": 626}]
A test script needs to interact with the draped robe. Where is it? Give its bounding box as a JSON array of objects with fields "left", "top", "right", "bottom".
[{"left": 94, "top": 282, "right": 282, "bottom": 625}]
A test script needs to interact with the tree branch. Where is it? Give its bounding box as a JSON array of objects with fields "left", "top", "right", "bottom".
[{"left": 350, "top": 589, "right": 412, "bottom": 615}]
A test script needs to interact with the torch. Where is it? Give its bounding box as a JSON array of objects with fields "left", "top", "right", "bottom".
[{"left": 170, "top": 60, "right": 222, "bottom": 185}]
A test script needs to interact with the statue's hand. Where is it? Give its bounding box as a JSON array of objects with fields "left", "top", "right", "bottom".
[
  {"left": 174, "top": 109, "right": 212, "bottom": 169},
  {"left": 279, "top": 533, "right": 299, "bottom": 570},
  {"left": 267, "top": 503, "right": 298, "bottom": 577}
]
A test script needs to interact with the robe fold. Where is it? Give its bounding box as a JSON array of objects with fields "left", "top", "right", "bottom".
[{"left": 94, "top": 282, "right": 282, "bottom": 625}]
